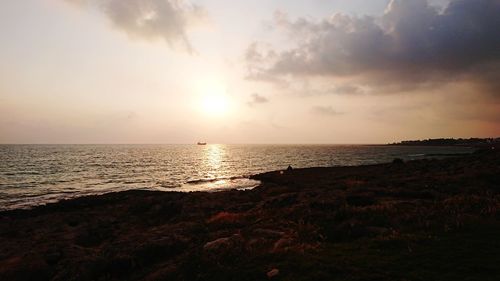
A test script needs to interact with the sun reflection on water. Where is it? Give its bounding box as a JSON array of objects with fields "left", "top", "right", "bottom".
[{"left": 205, "top": 144, "right": 226, "bottom": 171}]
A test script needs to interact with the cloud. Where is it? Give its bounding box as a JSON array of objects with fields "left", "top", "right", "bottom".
[
  {"left": 332, "top": 84, "right": 365, "bottom": 95},
  {"left": 247, "top": 0, "right": 500, "bottom": 94},
  {"left": 247, "top": 93, "right": 269, "bottom": 106},
  {"left": 311, "top": 106, "right": 344, "bottom": 116},
  {"left": 65, "top": 0, "right": 206, "bottom": 52}
]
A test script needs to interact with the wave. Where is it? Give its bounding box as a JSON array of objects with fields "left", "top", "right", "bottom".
[
  {"left": 160, "top": 176, "right": 261, "bottom": 193},
  {"left": 185, "top": 175, "right": 251, "bottom": 185}
]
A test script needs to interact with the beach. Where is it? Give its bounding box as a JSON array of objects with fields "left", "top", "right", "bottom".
[{"left": 1, "top": 149, "right": 499, "bottom": 280}]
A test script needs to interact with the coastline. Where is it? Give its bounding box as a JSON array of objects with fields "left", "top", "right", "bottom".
[
  {"left": 1, "top": 149, "right": 499, "bottom": 280},
  {"left": 0, "top": 144, "right": 478, "bottom": 211}
]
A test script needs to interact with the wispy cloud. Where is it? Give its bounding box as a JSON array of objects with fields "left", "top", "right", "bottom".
[
  {"left": 64, "top": 0, "right": 207, "bottom": 52},
  {"left": 311, "top": 106, "right": 344, "bottom": 117},
  {"left": 247, "top": 93, "right": 269, "bottom": 106}
]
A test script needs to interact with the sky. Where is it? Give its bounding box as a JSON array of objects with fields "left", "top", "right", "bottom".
[{"left": 0, "top": 0, "right": 499, "bottom": 144}]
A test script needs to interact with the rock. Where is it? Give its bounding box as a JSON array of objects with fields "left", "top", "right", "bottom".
[
  {"left": 203, "top": 234, "right": 243, "bottom": 254},
  {"left": 246, "top": 237, "right": 272, "bottom": 253},
  {"left": 106, "top": 255, "right": 133, "bottom": 276},
  {"left": 203, "top": 237, "right": 232, "bottom": 251},
  {"left": 45, "top": 250, "right": 62, "bottom": 265},
  {"left": 134, "top": 237, "right": 187, "bottom": 264},
  {"left": 66, "top": 218, "right": 80, "bottom": 227},
  {"left": 392, "top": 158, "right": 404, "bottom": 165},
  {"left": 264, "top": 193, "right": 297, "bottom": 208},
  {"left": 207, "top": 212, "right": 242, "bottom": 225},
  {"left": 253, "top": 228, "right": 285, "bottom": 238},
  {"left": 267, "top": 268, "right": 280, "bottom": 278},
  {"left": 365, "top": 226, "right": 390, "bottom": 236},
  {"left": 0, "top": 256, "right": 52, "bottom": 281},
  {"left": 272, "top": 237, "right": 294, "bottom": 252},
  {"left": 346, "top": 194, "right": 376, "bottom": 206}
]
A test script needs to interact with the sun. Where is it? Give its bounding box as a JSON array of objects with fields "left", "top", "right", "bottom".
[
  {"left": 202, "top": 94, "right": 229, "bottom": 115},
  {"left": 194, "top": 76, "right": 231, "bottom": 116}
]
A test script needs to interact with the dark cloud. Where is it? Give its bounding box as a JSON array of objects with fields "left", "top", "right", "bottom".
[
  {"left": 247, "top": 93, "right": 269, "bottom": 106},
  {"left": 247, "top": 0, "right": 500, "bottom": 94},
  {"left": 311, "top": 106, "right": 344, "bottom": 116},
  {"left": 65, "top": 0, "right": 206, "bottom": 52}
]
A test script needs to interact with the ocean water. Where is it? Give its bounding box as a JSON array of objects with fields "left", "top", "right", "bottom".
[{"left": 0, "top": 144, "right": 474, "bottom": 210}]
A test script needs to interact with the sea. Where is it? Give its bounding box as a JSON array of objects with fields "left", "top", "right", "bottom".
[{"left": 0, "top": 144, "right": 474, "bottom": 210}]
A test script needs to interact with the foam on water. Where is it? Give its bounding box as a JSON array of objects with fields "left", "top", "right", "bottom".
[{"left": 175, "top": 177, "right": 260, "bottom": 192}]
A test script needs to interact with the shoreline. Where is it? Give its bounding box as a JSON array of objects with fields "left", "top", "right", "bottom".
[
  {"left": 0, "top": 147, "right": 477, "bottom": 213},
  {"left": 1, "top": 150, "right": 499, "bottom": 280}
]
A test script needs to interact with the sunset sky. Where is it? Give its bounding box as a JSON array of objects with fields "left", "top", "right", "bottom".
[{"left": 1, "top": 0, "right": 499, "bottom": 144}]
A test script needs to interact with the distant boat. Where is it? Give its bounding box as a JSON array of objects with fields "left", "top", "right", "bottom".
[{"left": 197, "top": 142, "right": 207, "bottom": 145}]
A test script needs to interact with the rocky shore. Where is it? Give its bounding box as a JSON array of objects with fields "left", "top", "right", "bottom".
[{"left": 1, "top": 149, "right": 499, "bottom": 280}]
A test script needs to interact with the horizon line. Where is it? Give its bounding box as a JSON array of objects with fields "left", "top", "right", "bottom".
[{"left": 0, "top": 142, "right": 389, "bottom": 145}]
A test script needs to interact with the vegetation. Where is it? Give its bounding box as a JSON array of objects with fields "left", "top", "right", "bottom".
[{"left": 389, "top": 137, "right": 500, "bottom": 147}]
